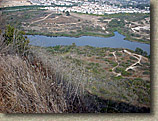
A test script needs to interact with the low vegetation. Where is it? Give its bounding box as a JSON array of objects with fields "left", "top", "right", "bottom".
[{"left": 45, "top": 44, "right": 150, "bottom": 110}]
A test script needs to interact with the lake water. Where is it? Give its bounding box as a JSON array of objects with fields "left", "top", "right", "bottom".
[{"left": 27, "top": 32, "right": 150, "bottom": 55}]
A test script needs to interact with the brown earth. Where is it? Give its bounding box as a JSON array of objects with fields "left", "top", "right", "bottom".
[{"left": 0, "top": 0, "right": 31, "bottom": 8}]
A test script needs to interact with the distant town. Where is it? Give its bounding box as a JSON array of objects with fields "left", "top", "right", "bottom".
[{"left": 27, "top": 0, "right": 150, "bottom": 15}]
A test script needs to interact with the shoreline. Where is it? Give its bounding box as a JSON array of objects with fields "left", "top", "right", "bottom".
[
  {"left": 26, "top": 31, "right": 115, "bottom": 39},
  {"left": 27, "top": 32, "right": 150, "bottom": 55},
  {"left": 26, "top": 31, "right": 150, "bottom": 45}
]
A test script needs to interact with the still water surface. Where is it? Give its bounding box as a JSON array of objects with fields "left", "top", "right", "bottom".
[{"left": 27, "top": 32, "right": 150, "bottom": 54}]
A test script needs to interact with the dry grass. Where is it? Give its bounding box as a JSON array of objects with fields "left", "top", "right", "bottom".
[
  {"left": 0, "top": 42, "right": 106, "bottom": 113},
  {"left": 0, "top": 29, "right": 92, "bottom": 113},
  {"left": 0, "top": 54, "right": 68, "bottom": 113},
  {"left": 27, "top": 47, "right": 95, "bottom": 112}
]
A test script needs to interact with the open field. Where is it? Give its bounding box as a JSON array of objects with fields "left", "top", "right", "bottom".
[{"left": 0, "top": 9, "right": 150, "bottom": 44}]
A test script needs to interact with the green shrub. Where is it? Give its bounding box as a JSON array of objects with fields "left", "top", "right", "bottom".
[
  {"left": 109, "top": 69, "right": 112, "bottom": 72},
  {"left": 115, "top": 67, "right": 124, "bottom": 73},
  {"left": 121, "top": 70, "right": 131, "bottom": 76},
  {"left": 143, "top": 71, "right": 150, "bottom": 75},
  {"left": 3, "top": 25, "right": 30, "bottom": 55},
  {"left": 130, "top": 56, "right": 137, "bottom": 60},
  {"left": 109, "top": 54, "right": 113, "bottom": 56},
  {"left": 114, "top": 76, "right": 123, "bottom": 80},
  {"left": 116, "top": 52, "right": 122, "bottom": 56}
]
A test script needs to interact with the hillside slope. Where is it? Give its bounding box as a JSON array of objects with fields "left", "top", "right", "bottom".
[{"left": 0, "top": 26, "right": 150, "bottom": 113}]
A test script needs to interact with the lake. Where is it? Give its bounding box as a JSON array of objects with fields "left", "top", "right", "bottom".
[{"left": 27, "top": 32, "right": 150, "bottom": 55}]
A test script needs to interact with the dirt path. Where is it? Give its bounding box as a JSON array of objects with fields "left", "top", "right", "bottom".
[
  {"left": 28, "top": 13, "right": 54, "bottom": 27},
  {"left": 112, "top": 51, "right": 121, "bottom": 77},
  {"left": 111, "top": 50, "right": 144, "bottom": 77},
  {"left": 32, "top": 13, "right": 53, "bottom": 24},
  {"left": 123, "top": 49, "right": 142, "bottom": 71}
]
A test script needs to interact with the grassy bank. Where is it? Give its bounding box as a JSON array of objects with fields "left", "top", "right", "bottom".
[
  {"left": 26, "top": 31, "right": 115, "bottom": 38},
  {"left": 117, "top": 29, "right": 150, "bottom": 44},
  {"left": 75, "top": 12, "right": 149, "bottom": 19}
]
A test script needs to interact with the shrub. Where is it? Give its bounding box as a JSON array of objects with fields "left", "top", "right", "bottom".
[
  {"left": 1, "top": 25, "right": 29, "bottom": 55},
  {"left": 115, "top": 67, "right": 124, "bottom": 73},
  {"left": 130, "top": 56, "right": 137, "bottom": 60},
  {"left": 143, "top": 71, "right": 150, "bottom": 75},
  {"left": 135, "top": 47, "right": 148, "bottom": 56},
  {"left": 109, "top": 69, "right": 112, "bottom": 72},
  {"left": 121, "top": 70, "right": 131, "bottom": 76}
]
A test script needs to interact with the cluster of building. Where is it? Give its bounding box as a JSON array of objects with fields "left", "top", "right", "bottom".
[
  {"left": 68, "top": 2, "right": 149, "bottom": 14},
  {"left": 28, "top": 0, "right": 150, "bottom": 15},
  {"left": 28, "top": 0, "right": 79, "bottom": 6}
]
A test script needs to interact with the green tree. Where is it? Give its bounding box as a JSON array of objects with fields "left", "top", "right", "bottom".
[
  {"left": 135, "top": 47, "right": 148, "bottom": 57},
  {"left": 72, "top": 43, "right": 76, "bottom": 47},
  {"left": 3, "top": 25, "right": 30, "bottom": 55},
  {"left": 135, "top": 47, "right": 143, "bottom": 55},
  {"left": 65, "top": 11, "right": 70, "bottom": 16},
  {"left": 3, "top": 25, "right": 15, "bottom": 45},
  {"left": 143, "top": 51, "right": 148, "bottom": 57}
]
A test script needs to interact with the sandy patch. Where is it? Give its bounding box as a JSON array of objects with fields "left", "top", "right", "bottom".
[{"left": 0, "top": 0, "right": 31, "bottom": 8}]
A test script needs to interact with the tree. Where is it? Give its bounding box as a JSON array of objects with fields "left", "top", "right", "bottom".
[
  {"left": 72, "top": 43, "right": 76, "bottom": 47},
  {"left": 135, "top": 47, "right": 143, "bottom": 55},
  {"left": 65, "top": 11, "right": 70, "bottom": 16},
  {"left": 142, "top": 51, "right": 148, "bottom": 57},
  {"left": 135, "top": 47, "right": 148, "bottom": 57}
]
